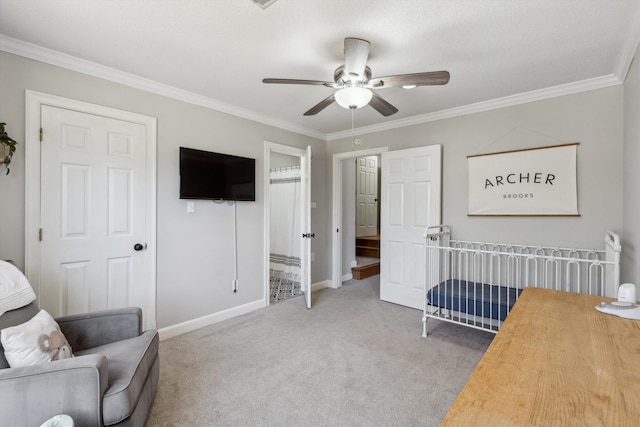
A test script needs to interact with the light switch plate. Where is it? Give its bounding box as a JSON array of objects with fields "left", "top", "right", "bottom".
[{"left": 187, "top": 201, "right": 195, "bottom": 213}]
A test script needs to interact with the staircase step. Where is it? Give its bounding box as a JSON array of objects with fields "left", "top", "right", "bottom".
[
  {"left": 355, "top": 238, "right": 380, "bottom": 249},
  {"left": 352, "top": 262, "right": 380, "bottom": 280},
  {"left": 356, "top": 246, "right": 380, "bottom": 258}
]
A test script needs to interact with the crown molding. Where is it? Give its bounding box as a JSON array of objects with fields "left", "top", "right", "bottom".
[
  {"left": 0, "top": 34, "right": 326, "bottom": 141},
  {"left": 326, "top": 74, "right": 622, "bottom": 141},
  {"left": 614, "top": 8, "right": 640, "bottom": 82},
  {"left": 0, "top": 34, "right": 628, "bottom": 143}
]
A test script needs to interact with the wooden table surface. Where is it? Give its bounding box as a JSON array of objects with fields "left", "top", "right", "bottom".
[{"left": 441, "top": 287, "right": 640, "bottom": 426}]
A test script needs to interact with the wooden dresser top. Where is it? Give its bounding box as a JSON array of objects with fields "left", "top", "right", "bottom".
[{"left": 441, "top": 287, "right": 640, "bottom": 426}]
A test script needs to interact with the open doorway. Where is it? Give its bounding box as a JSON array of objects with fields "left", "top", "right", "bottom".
[
  {"left": 352, "top": 155, "right": 380, "bottom": 280},
  {"left": 269, "top": 151, "right": 303, "bottom": 303},
  {"left": 331, "top": 147, "right": 389, "bottom": 289},
  {"left": 332, "top": 145, "right": 441, "bottom": 307},
  {"left": 264, "top": 142, "right": 312, "bottom": 308}
]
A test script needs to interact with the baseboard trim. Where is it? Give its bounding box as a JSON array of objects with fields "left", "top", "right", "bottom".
[
  {"left": 342, "top": 273, "right": 353, "bottom": 282},
  {"left": 158, "top": 299, "right": 265, "bottom": 341},
  {"left": 312, "top": 279, "right": 332, "bottom": 292},
  {"left": 159, "top": 279, "right": 333, "bottom": 340}
]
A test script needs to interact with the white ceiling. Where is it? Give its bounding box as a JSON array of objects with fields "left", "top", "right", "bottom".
[{"left": 1, "top": 0, "right": 639, "bottom": 139}]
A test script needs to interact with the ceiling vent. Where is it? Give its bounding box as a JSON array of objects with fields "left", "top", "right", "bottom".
[{"left": 252, "top": 0, "right": 278, "bottom": 9}]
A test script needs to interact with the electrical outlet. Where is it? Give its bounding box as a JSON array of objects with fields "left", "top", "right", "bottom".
[{"left": 311, "top": 252, "right": 315, "bottom": 262}]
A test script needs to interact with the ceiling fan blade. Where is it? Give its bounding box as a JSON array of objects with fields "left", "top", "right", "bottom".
[
  {"left": 369, "top": 92, "right": 399, "bottom": 117},
  {"left": 263, "top": 78, "right": 338, "bottom": 88},
  {"left": 343, "top": 38, "right": 371, "bottom": 81},
  {"left": 303, "top": 94, "right": 336, "bottom": 116},
  {"left": 368, "top": 71, "right": 450, "bottom": 88}
]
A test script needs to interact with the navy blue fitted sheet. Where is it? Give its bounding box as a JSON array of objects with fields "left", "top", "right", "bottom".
[{"left": 426, "top": 279, "right": 522, "bottom": 321}]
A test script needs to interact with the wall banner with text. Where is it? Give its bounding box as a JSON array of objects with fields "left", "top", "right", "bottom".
[{"left": 468, "top": 143, "right": 579, "bottom": 216}]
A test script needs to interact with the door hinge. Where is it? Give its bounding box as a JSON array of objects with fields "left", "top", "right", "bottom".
[
  {"left": 39, "top": 128, "right": 43, "bottom": 142},
  {"left": 38, "top": 228, "right": 43, "bottom": 241}
]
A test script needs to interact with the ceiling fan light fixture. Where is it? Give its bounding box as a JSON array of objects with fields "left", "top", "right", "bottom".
[{"left": 335, "top": 87, "right": 373, "bottom": 110}]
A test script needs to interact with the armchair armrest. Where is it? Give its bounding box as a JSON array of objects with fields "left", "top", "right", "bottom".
[
  {"left": 56, "top": 307, "right": 142, "bottom": 352},
  {"left": 0, "top": 354, "right": 108, "bottom": 427}
]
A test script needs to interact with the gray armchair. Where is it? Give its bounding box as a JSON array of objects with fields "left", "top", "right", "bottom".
[{"left": 0, "top": 301, "right": 159, "bottom": 427}]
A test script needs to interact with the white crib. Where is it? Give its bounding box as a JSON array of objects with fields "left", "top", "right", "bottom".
[{"left": 422, "top": 225, "right": 621, "bottom": 337}]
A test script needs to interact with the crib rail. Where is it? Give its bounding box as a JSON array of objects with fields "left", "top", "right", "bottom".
[{"left": 422, "top": 225, "right": 621, "bottom": 336}]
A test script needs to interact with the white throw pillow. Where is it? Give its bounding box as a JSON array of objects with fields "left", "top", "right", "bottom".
[
  {"left": 1, "top": 309, "right": 74, "bottom": 368},
  {"left": 0, "top": 260, "right": 36, "bottom": 316}
]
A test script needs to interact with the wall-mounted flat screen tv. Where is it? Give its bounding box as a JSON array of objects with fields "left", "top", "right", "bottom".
[{"left": 179, "top": 147, "right": 256, "bottom": 201}]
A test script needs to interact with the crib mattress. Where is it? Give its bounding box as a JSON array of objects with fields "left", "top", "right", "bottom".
[{"left": 426, "top": 279, "right": 522, "bottom": 321}]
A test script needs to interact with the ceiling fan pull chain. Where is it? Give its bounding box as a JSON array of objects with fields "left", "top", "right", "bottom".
[{"left": 351, "top": 109, "right": 356, "bottom": 150}]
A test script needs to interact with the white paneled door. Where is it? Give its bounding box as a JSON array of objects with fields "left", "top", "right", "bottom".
[
  {"left": 301, "top": 145, "right": 312, "bottom": 309},
  {"left": 39, "top": 105, "right": 150, "bottom": 319},
  {"left": 380, "top": 145, "right": 441, "bottom": 310},
  {"left": 356, "top": 156, "right": 379, "bottom": 238}
]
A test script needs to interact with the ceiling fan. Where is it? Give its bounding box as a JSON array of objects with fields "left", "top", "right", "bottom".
[{"left": 262, "top": 37, "right": 450, "bottom": 117}]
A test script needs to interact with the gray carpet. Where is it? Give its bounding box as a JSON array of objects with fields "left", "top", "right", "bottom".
[{"left": 145, "top": 276, "right": 494, "bottom": 426}]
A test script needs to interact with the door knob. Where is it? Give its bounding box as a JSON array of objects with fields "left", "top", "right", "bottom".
[{"left": 134, "top": 243, "right": 146, "bottom": 251}]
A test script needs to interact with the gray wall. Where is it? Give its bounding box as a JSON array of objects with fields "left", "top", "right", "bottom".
[
  {"left": 327, "top": 87, "right": 624, "bottom": 253},
  {"left": 623, "top": 45, "right": 640, "bottom": 284},
  {"left": 0, "top": 51, "right": 327, "bottom": 329},
  {"left": 1, "top": 47, "right": 633, "bottom": 330}
]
